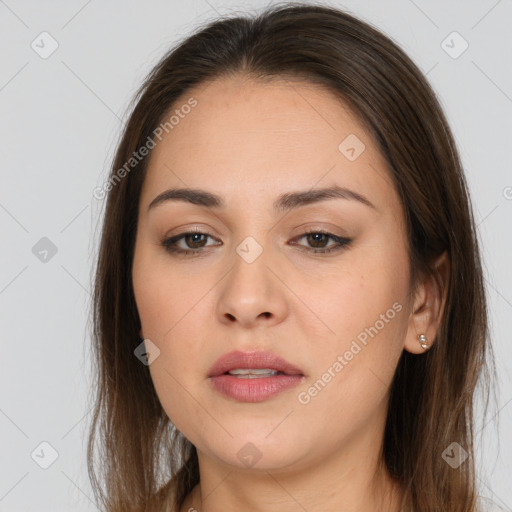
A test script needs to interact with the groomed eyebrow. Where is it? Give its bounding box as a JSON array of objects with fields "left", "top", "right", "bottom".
[{"left": 147, "top": 185, "right": 376, "bottom": 212}]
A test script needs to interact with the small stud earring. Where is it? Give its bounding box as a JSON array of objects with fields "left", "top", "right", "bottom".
[{"left": 418, "top": 334, "right": 429, "bottom": 350}]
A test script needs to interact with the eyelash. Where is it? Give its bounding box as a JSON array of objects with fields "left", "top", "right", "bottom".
[{"left": 160, "top": 228, "right": 352, "bottom": 257}]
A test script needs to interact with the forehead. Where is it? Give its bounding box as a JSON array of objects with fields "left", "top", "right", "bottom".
[
  {"left": 165, "top": 74, "right": 366, "bottom": 153},
  {"left": 140, "top": 75, "right": 398, "bottom": 214}
]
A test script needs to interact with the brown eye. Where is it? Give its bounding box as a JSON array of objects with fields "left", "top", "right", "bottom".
[
  {"left": 292, "top": 230, "right": 352, "bottom": 254},
  {"left": 161, "top": 231, "right": 220, "bottom": 256},
  {"left": 305, "top": 232, "right": 330, "bottom": 248},
  {"left": 161, "top": 229, "right": 351, "bottom": 257},
  {"left": 182, "top": 233, "right": 209, "bottom": 248}
]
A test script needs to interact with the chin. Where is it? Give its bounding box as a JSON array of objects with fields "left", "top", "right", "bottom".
[{"left": 201, "top": 430, "right": 305, "bottom": 471}]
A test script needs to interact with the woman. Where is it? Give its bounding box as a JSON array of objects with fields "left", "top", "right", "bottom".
[{"left": 88, "top": 3, "right": 496, "bottom": 511}]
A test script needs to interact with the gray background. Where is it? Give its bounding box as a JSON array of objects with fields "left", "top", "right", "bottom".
[{"left": 0, "top": 0, "right": 511, "bottom": 510}]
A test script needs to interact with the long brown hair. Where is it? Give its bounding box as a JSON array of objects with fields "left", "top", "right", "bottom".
[{"left": 88, "top": 3, "right": 494, "bottom": 511}]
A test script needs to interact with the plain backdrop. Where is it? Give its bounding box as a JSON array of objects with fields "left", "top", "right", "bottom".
[{"left": 0, "top": 0, "right": 511, "bottom": 510}]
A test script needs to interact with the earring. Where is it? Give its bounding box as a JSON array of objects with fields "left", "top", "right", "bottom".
[{"left": 418, "top": 334, "right": 429, "bottom": 350}]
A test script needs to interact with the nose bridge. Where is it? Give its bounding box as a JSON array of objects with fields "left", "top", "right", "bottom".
[
  {"left": 229, "top": 233, "right": 273, "bottom": 300},
  {"left": 216, "top": 231, "right": 288, "bottom": 326}
]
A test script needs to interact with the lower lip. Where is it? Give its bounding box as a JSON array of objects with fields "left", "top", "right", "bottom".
[{"left": 208, "top": 374, "right": 305, "bottom": 402}]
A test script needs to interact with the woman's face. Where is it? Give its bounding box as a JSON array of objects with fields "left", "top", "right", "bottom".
[{"left": 132, "top": 75, "right": 419, "bottom": 474}]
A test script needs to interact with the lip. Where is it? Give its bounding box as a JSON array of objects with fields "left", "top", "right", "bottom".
[
  {"left": 207, "top": 350, "right": 305, "bottom": 403},
  {"left": 208, "top": 350, "right": 305, "bottom": 377}
]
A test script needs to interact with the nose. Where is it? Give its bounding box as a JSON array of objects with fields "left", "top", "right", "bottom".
[{"left": 215, "top": 243, "right": 289, "bottom": 328}]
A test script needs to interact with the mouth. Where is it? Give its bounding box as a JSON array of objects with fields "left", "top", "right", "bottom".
[
  {"left": 207, "top": 350, "right": 305, "bottom": 378},
  {"left": 207, "top": 350, "right": 305, "bottom": 403},
  {"left": 222, "top": 368, "right": 288, "bottom": 378}
]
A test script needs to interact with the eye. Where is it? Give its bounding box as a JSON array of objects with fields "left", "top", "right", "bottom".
[
  {"left": 290, "top": 229, "right": 352, "bottom": 254},
  {"left": 160, "top": 229, "right": 220, "bottom": 257},
  {"left": 160, "top": 228, "right": 352, "bottom": 257}
]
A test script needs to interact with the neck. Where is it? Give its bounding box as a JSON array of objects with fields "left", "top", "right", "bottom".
[{"left": 180, "top": 438, "right": 404, "bottom": 512}]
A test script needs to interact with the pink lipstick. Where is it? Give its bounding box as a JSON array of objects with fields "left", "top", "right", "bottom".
[{"left": 207, "top": 350, "right": 305, "bottom": 403}]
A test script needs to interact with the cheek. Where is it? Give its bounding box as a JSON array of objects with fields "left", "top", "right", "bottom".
[
  {"left": 133, "top": 244, "right": 203, "bottom": 340},
  {"left": 133, "top": 248, "right": 212, "bottom": 427},
  {"left": 299, "top": 243, "right": 409, "bottom": 356},
  {"left": 295, "top": 238, "right": 410, "bottom": 419},
  {"left": 147, "top": 348, "right": 197, "bottom": 432},
  {"left": 293, "top": 254, "right": 408, "bottom": 443}
]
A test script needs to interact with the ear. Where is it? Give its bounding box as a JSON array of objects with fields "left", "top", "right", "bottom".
[{"left": 404, "top": 250, "right": 450, "bottom": 354}]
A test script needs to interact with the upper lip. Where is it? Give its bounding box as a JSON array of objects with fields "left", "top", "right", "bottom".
[{"left": 208, "top": 350, "right": 305, "bottom": 377}]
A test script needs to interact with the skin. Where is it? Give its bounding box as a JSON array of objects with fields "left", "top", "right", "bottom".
[{"left": 132, "top": 74, "right": 449, "bottom": 512}]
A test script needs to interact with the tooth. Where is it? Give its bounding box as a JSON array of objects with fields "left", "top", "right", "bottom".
[
  {"left": 228, "top": 368, "right": 279, "bottom": 376},
  {"left": 236, "top": 374, "right": 274, "bottom": 379}
]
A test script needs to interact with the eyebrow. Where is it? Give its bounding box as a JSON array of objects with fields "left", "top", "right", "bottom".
[{"left": 147, "top": 184, "right": 376, "bottom": 213}]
